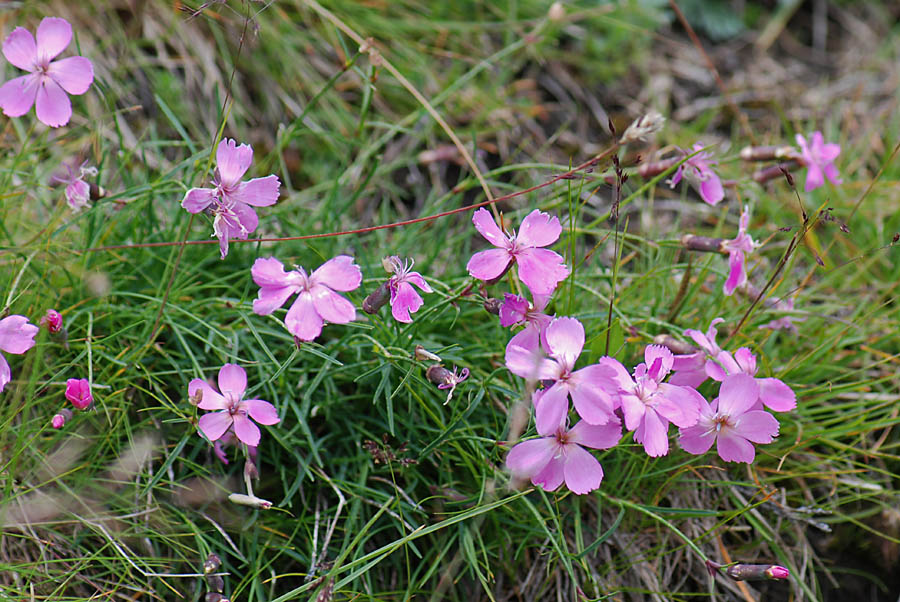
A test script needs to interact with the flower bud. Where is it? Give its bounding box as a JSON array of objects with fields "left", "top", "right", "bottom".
[
  {"left": 752, "top": 161, "right": 801, "bottom": 184},
  {"left": 414, "top": 345, "right": 441, "bottom": 362},
  {"left": 637, "top": 157, "right": 680, "bottom": 179},
  {"left": 725, "top": 563, "right": 790, "bottom": 581},
  {"left": 739, "top": 145, "right": 801, "bottom": 162},
  {"left": 482, "top": 298, "right": 502, "bottom": 315},
  {"left": 51, "top": 408, "right": 73, "bottom": 429},
  {"left": 228, "top": 493, "right": 273, "bottom": 509},
  {"left": 204, "top": 553, "right": 221, "bottom": 574},
  {"left": 548, "top": 1, "right": 565, "bottom": 21},
  {"left": 41, "top": 309, "right": 63, "bottom": 333},
  {"left": 681, "top": 234, "right": 725, "bottom": 253},
  {"left": 362, "top": 281, "right": 391, "bottom": 314},
  {"left": 65, "top": 378, "right": 93, "bottom": 410}
]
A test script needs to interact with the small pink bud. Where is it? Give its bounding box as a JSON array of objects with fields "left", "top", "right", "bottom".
[
  {"left": 51, "top": 409, "right": 73, "bottom": 429},
  {"left": 65, "top": 378, "right": 93, "bottom": 410},
  {"left": 41, "top": 309, "right": 63, "bottom": 333},
  {"left": 765, "top": 566, "right": 790, "bottom": 580},
  {"left": 725, "top": 563, "right": 791, "bottom": 581}
]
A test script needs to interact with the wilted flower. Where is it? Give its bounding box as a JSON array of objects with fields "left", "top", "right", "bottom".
[
  {"left": 385, "top": 256, "right": 432, "bottom": 323},
  {"left": 679, "top": 374, "right": 779, "bottom": 463},
  {"left": 181, "top": 139, "right": 281, "bottom": 259},
  {"left": 0, "top": 315, "right": 38, "bottom": 393},
  {"left": 720, "top": 206, "right": 760, "bottom": 296},
  {"left": 251, "top": 255, "right": 361, "bottom": 342},
  {"left": 466, "top": 208, "right": 569, "bottom": 295},
  {"left": 668, "top": 143, "right": 724, "bottom": 206},
  {"left": 190, "top": 363, "right": 280, "bottom": 447},
  {"left": 506, "top": 418, "right": 621, "bottom": 494},
  {"left": 0, "top": 17, "right": 94, "bottom": 127},
  {"left": 65, "top": 378, "right": 92, "bottom": 410},
  {"left": 796, "top": 131, "right": 841, "bottom": 191},
  {"left": 425, "top": 364, "right": 469, "bottom": 404}
]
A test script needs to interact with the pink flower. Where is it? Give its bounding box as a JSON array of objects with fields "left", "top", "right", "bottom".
[
  {"left": 669, "top": 318, "right": 725, "bottom": 387},
  {"left": 668, "top": 143, "right": 724, "bottom": 206},
  {"left": 760, "top": 296, "right": 804, "bottom": 333},
  {"left": 51, "top": 408, "right": 72, "bottom": 429},
  {"left": 500, "top": 293, "right": 553, "bottom": 353},
  {"left": 466, "top": 208, "right": 569, "bottom": 295},
  {"left": 0, "top": 17, "right": 94, "bottom": 127},
  {"left": 251, "top": 255, "right": 362, "bottom": 342},
  {"left": 600, "top": 345, "right": 704, "bottom": 457},
  {"left": 65, "top": 378, "right": 93, "bottom": 410},
  {"left": 190, "top": 363, "right": 280, "bottom": 447},
  {"left": 679, "top": 373, "right": 779, "bottom": 463},
  {"left": 506, "top": 418, "right": 621, "bottom": 494},
  {"left": 720, "top": 206, "right": 759, "bottom": 296},
  {"left": 0, "top": 315, "right": 38, "bottom": 393},
  {"left": 54, "top": 161, "right": 97, "bottom": 210},
  {"left": 796, "top": 131, "right": 841, "bottom": 192},
  {"left": 385, "top": 256, "right": 432, "bottom": 323},
  {"left": 506, "top": 317, "right": 617, "bottom": 432},
  {"left": 706, "top": 348, "right": 796, "bottom": 412},
  {"left": 40, "top": 309, "right": 63, "bottom": 333},
  {"left": 181, "top": 139, "right": 281, "bottom": 259}
]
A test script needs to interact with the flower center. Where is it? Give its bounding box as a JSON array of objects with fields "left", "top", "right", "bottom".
[
  {"left": 712, "top": 414, "right": 734, "bottom": 432},
  {"left": 224, "top": 392, "right": 242, "bottom": 415}
]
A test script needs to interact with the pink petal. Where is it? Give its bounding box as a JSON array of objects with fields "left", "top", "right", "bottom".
[
  {"left": 232, "top": 413, "right": 261, "bottom": 446},
  {"left": 533, "top": 383, "right": 569, "bottom": 436},
  {"left": 758, "top": 377, "right": 796, "bottom": 412},
  {"left": 0, "top": 74, "right": 38, "bottom": 117},
  {"left": 569, "top": 419, "right": 621, "bottom": 450},
  {"left": 311, "top": 255, "right": 362, "bottom": 292},
  {"left": 635, "top": 409, "right": 669, "bottom": 457},
  {"left": 466, "top": 248, "right": 511, "bottom": 282},
  {"left": 471, "top": 208, "right": 507, "bottom": 247},
  {"left": 544, "top": 317, "right": 584, "bottom": 367},
  {"left": 251, "top": 256, "right": 294, "bottom": 287},
  {"left": 181, "top": 187, "right": 216, "bottom": 213},
  {"left": 516, "top": 209, "right": 562, "bottom": 247},
  {"left": 310, "top": 284, "right": 356, "bottom": 325},
  {"left": 516, "top": 248, "right": 569, "bottom": 296},
  {"left": 245, "top": 399, "right": 280, "bottom": 425},
  {"left": 3, "top": 27, "right": 36, "bottom": 70},
  {"left": 821, "top": 143, "right": 841, "bottom": 162},
  {"left": 596, "top": 357, "right": 634, "bottom": 391},
  {"left": 190, "top": 378, "right": 226, "bottom": 410},
  {"left": 404, "top": 271, "right": 432, "bottom": 293},
  {"left": 643, "top": 345, "right": 673, "bottom": 380},
  {"left": 198, "top": 411, "right": 233, "bottom": 442},
  {"left": 230, "top": 202, "right": 259, "bottom": 236},
  {"left": 505, "top": 342, "right": 557, "bottom": 381},
  {"left": 0, "top": 315, "right": 39, "bottom": 354},
  {"left": 679, "top": 420, "right": 717, "bottom": 456},
  {"left": 716, "top": 431, "right": 755, "bottom": 463},
  {"left": 733, "top": 347, "right": 757, "bottom": 375},
  {"left": 732, "top": 410, "right": 779, "bottom": 444},
  {"left": 47, "top": 56, "right": 93, "bottom": 95},
  {"left": 563, "top": 444, "right": 604, "bottom": 494},
  {"left": 253, "top": 285, "right": 297, "bottom": 315},
  {"left": 34, "top": 79, "right": 71, "bottom": 127},
  {"left": 36, "top": 17, "right": 72, "bottom": 63},
  {"left": 655, "top": 384, "right": 703, "bottom": 427},
  {"left": 717, "top": 373, "right": 759, "bottom": 416},
  {"left": 66, "top": 179, "right": 90, "bottom": 209},
  {"left": 619, "top": 395, "right": 646, "bottom": 432},
  {"left": 217, "top": 363, "right": 247, "bottom": 398},
  {"left": 723, "top": 250, "right": 745, "bottom": 296},
  {"left": 506, "top": 324, "right": 540, "bottom": 354},
  {"left": 285, "top": 292, "right": 323, "bottom": 342},
  {"left": 531, "top": 456, "right": 565, "bottom": 491},
  {"left": 390, "top": 281, "right": 423, "bottom": 323},
  {"left": 699, "top": 174, "right": 724, "bottom": 206},
  {"left": 804, "top": 163, "right": 824, "bottom": 192},
  {"left": 823, "top": 163, "right": 842, "bottom": 185},
  {"left": 795, "top": 133, "right": 809, "bottom": 155},
  {"left": 569, "top": 371, "right": 616, "bottom": 425},
  {"left": 235, "top": 175, "right": 280, "bottom": 207},
  {"left": 506, "top": 437, "right": 557, "bottom": 478},
  {"left": 0, "top": 354, "right": 10, "bottom": 392},
  {"left": 667, "top": 165, "right": 684, "bottom": 188},
  {"left": 216, "top": 139, "right": 253, "bottom": 187}
]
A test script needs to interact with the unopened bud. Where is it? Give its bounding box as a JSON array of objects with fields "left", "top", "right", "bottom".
[
  {"left": 739, "top": 145, "right": 801, "bottom": 162},
  {"left": 725, "top": 563, "right": 790, "bottom": 581},
  {"left": 206, "top": 593, "right": 224, "bottom": 602},
  {"left": 483, "top": 298, "right": 502, "bottom": 315},
  {"left": 752, "top": 161, "right": 800, "bottom": 184},
  {"left": 228, "top": 493, "right": 273, "bottom": 509},
  {"left": 620, "top": 111, "right": 666, "bottom": 144},
  {"left": 426, "top": 365, "right": 453, "bottom": 387},
  {"left": 51, "top": 408, "right": 73, "bottom": 429},
  {"left": 414, "top": 345, "right": 441, "bottom": 362},
  {"left": 652, "top": 334, "right": 697, "bottom": 355},
  {"left": 41, "top": 309, "right": 63, "bottom": 333},
  {"left": 362, "top": 280, "right": 391, "bottom": 314},
  {"left": 681, "top": 234, "right": 725, "bottom": 253},
  {"left": 65, "top": 378, "right": 93, "bottom": 410},
  {"left": 204, "top": 553, "right": 221, "bottom": 574}
]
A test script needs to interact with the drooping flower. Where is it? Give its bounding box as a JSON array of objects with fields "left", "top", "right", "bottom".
[
  {"left": 720, "top": 206, "right": 760, "bottom": 296},
  {"left": 40, "top": 309, "right": 63, "bottom": 333},
  {"left": 53, "top": 161, "right": 97, "bottom": 210},
  {"left": 506, "top": 317, "right": 617, "bottom": 432},
  {"left": 795, "top": 131, "right": 841, "bottom": 192},
  {"left": 500, "top": 293, "right": 553, "bottom": 352},
  {"left": 506, "top": 418, "right": 621, "bottom": 494},
  {"left": 0, "top": 17, "right": 94, "bottom": 127},
  {"left": 385, "top": 256, "right": 432, "bottom": 323},
  {"left": 668, "top": 143, "right": 724, "bottom": 206},
  {"left": 679, "top": 373, "right": 779, "bottom": 463},
  {"left": 65, "top": 378, "right": 93, "bottom": 410},
  {"left": 706, "top": 348, "right": 796, "bottom": 412},
  {"left": 0, "top": 315, "right": 38, "bottom": 393},
  {"left": 181, "top": 139, "right": 281, "bottom": 259},
  {"left": 466, "top": 208, "right": 569, "bottom": 295},
  {"left": 190, "top": 363, "right": 280, "bottom": 447},
  {"left": 251, "top": 255, "right": 362, "bottom": 342},
  {"left": 600, "top": 345, "right": 704, "bottom": 457}
]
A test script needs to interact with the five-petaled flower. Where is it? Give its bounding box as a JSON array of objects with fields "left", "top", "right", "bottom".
[
  {"left": 720, "top": 206, "right": 760, "bottom": 296},
  {"left": 795, "top": 131, "right": 841, "bottom": 192},
  {"left": 466, "top": 208, "right": 569, "bottom": 296},
  {"left": 668, "top": 143, "right": 724, "bottom": 206},
  {"left": 0, "top": 315, "right": 38, "bottom": 393},
  {"left": 385, "top": 256, "right": 432, "bottom": 323},
  {"left": 190, "top": 363, "right": 280, "bottom": 447},
  {"left": 506, "top": 418, "right": 621, "bottom": 494},
  {"left": 0, "top": 17, "right": 94, "bottom": 127},
  {"left": 679, "top": 373, "right": 779, "bottom": 463},
  {"left": 251, "top": 255, "right": 362, "bottom": 342},
  {"left": 181, "top": 139, "right": 281, "bottom": 259},
  {"left": 707, "top": 348, "right": 796, "bottom": 412},
  {"left": 65, "top": 378, "right": 93, "bottom": 410}
]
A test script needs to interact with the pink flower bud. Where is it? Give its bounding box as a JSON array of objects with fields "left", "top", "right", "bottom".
[
  {"left": 765, "top": 565, "right": 790, "bottom": 580},
  {"left": 725, "top": 563, "right": 791, "bottom": 581},
  {"left": 51, "top": 409, "right": 73, "bottom": 429},
  {"left": 65, "top": 378, "right": 93, "bottom": 410},
  {"left": 41, "top": 309, "right": 63, "bottom": 333}
]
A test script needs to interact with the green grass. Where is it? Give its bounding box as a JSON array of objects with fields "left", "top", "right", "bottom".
[{"left": 1, "top": 1, "right": 899, "bottom": 600}]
